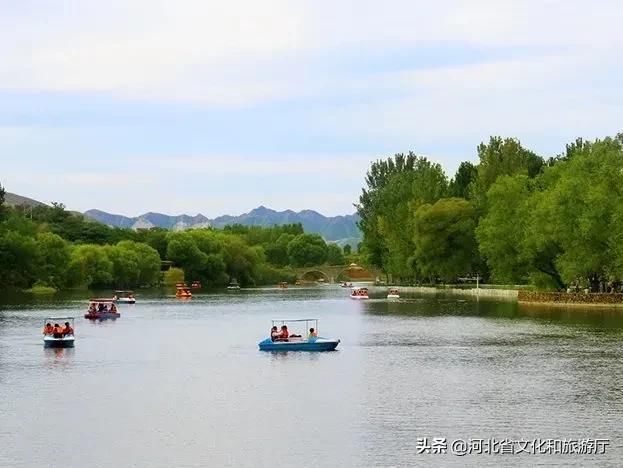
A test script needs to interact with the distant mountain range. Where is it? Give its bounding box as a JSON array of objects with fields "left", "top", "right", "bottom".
[
  {"left": 3, "top": 191, "right": 361, "bottom": 242},
  {"left": 84, "top": 206, "right": 361, "bottom": 242}
]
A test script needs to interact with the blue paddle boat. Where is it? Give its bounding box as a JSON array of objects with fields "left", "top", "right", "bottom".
[{"left": 258, "top": 319, "right": 340, "bottom": 352}]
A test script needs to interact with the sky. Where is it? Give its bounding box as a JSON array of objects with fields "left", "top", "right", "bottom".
[{"left": 1, "top": 0, "right": 621, "bottom": 217}]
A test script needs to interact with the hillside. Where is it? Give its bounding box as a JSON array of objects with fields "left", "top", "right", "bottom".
[{"left": 4, "top": 192, "right": 47, "bottom": 207}]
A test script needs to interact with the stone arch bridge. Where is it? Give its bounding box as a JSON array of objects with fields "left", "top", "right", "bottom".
[{"left": 293, "top": 264, "right": 381, "bottom": 283}]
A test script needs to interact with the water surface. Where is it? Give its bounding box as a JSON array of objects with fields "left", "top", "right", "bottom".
[{"left": 1, "top": 287, "right": 622, "bottom": 467}]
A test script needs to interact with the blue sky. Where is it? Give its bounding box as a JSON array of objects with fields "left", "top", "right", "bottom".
[{"left": 1, "top": 0, "right": 621, "bottom": 217}]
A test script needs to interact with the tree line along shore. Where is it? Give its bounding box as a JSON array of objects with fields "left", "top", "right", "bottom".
[
  {"left": 2, "top": 132, "right": 622, "bottom": 295},
  {"left": 0, "top": 191, "right": 354, "bottom": 292},
  {"left": 356, "top": 133, "right": 623, "bottom": 293}
]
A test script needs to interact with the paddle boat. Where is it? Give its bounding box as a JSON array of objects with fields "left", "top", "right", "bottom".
[
  {"left": 191, "top": 281, "right": 201, "bottom": 289},
  {"left": 258, "top": 319, "right": 340, "bottom": 351},
  {"left": 84, "top": 299, "right": 120, "bottom": 320},
  {"left": 350, "top": 287, "right": 369, "bottom": 299},
  {"left": 227, "top": 279, "right": 241, "bottom": 291},
  {"left": 112, "top": 290, "right": 136, "bottom": 304},
  {"left": 387, "top": 288, "right": 400, "bottom": 299},
  {"left": 176, "top": 286, "right": 192, "bottom": 298},
  {"left": 43, "top": 317, "right": 75, "bottom": 348},
  {"left": 278, "top": 281, "right": 288, "bottom": 289},
  {"left": 340, "top": 281, "right": 353, "bottom": 288}
]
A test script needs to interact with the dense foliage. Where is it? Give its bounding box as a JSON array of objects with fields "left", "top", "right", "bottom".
[
  {"left": 0, "top": 195, "right": 341, "bottom": 290},
  {"left": 357, "top": 133, "right": 623, "bottom": 291}
]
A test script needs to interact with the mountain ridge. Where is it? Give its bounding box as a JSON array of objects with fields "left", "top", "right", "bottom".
[
  {"left": 4, "top": 192, "right": 48, "bottom": 208},
  {"left": 2, "top": 191, "right": 361, "bottom": 242},
  {"left": 84, "top": 206, "right": 361, "bottom": 241}
]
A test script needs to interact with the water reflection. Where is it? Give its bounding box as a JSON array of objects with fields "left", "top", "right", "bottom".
[{"left": 44, "top": 347, "right": 75, "bottom": 362}]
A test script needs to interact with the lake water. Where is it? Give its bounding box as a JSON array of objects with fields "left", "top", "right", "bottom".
[{"left": 1, "top": 286, "right": 622, "bottom": 467}]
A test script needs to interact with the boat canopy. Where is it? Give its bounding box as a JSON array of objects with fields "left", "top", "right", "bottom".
[
  {"left": 271, "top": 318, "right": 319, "bottom": 331},
  {"left": 44, "top": 316, "right": 74, "bottom": 323},
  {"left": 115, "top": 290, "right": 134, "bottom": 294}
]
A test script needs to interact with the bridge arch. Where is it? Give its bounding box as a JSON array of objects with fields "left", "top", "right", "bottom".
[
  {"left": 294, "top": 264, "right": 380, "bottom": 283},
  {"left": 300, "top": 270, "right": 330, "bottom": 282}
]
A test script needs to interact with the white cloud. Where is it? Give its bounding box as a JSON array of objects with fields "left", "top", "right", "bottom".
[
  {"left": 0, "top": 0, "right": 307, "bottom": 105},
  {"left": 1, "top": 0, "right": 621, "bottom": 107},
  {"left": 315, "top": 49, "right": 623, "bottom": 163},
  {"left": 2, "top": 0, "right": 622, "bottom": 214}
]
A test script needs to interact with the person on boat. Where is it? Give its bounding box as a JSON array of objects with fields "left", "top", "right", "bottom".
[
  {"left": 52, "top": 323, "right": 63, "bottom": 339},
  {"left": 275, "top": 325, "right": 289, "bottom": 341},
  {"left": 62, "top": 322, "right": 74, "bottom": 336},
  {"left": 110, "top": 304, "right": 117, "bottom": 313},
  {"left": 97, "top": 303, "right": 104, "bottom": 312},
  {"left": 88, "top": 303, "right": 96, "bottom": 313},
  {"left": 43, "top": 323, "right": 54, "bottom": 335},
  {"left": 308, "top": 328, "right": 317, "bottom": 338},
  {"left": 270, "top": 326, "right": 280, "bottom": 341}
]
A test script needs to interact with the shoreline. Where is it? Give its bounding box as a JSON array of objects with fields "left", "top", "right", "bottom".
[
  {"left": 518, "top": 300, "right": 623, "bottom": 309},
  {"left": 370, "top": 285, "right": 623, "bottom": 308},
  {"left": 369, "top": 285, "right": 519, "bottom": 300}
]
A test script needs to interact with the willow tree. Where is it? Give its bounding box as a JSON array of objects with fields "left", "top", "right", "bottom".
[{"left": 414, "top": 198, "right": 478, "bottom": 282}]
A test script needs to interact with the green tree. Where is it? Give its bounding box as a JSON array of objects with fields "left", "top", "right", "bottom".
[
  {"left": 530, "top": 135, "right": 623, "bottom": 289},
  {"left": 123, "top": 241, "right": 161, "bottom": 286},
  {"left": 476, "top": 174, "right": 565, "bottom": 288},
  {"left": 219, "top": 235, "right": 262, "bottom": 286},
  {"left": 35, "top": 232, "right": 70, "bottom": 288},
  {"left": 376, "top": 158, "right": 448, "bottom": 280},
  {"left": 449, "top": 161, "right": 477, "bottom": 198},
  {"left": 476, "top": 175, "right": 533, "bottom": 283},
  {"left": 343, "top": 244, "right": 352, "bottom": 256},
  {"left": 66, "top": 244, "right": 114, "bottom": 287},
  {"left": 414, "top": 198, "right": 479, "bottom": 282},
  {"left": 166, "top": 233, "right": 209, "bottom": 282},
  {"left": 326, "top": 243, "right": 345, "bottom": 265},
  {"left": 470, "top": 136, "right": 544, "bottom": 209},
  {"left": 265, "top": 233, "right": 294, "bottom": 267},
  {"left": 287, "top": 234, "right": 328, "bottom": 267},
  {"left": 357, "top": 152, "right": 420, "bottom": 272},
  {"left": 0, "top": 231, "right": 38, "bottom": 288},
  {"left": 105, "top": 244, "right": 140, "bottom": 288},
  {"left": 143, "top": 228, "right": 169, "bottom": 260}
]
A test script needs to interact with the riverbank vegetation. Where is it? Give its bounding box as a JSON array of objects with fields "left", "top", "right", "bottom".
[
  {"left": 0, "top": 189, "right": 346, "bottom": 291},
  {"left": 357, "top": 133, "right": 623, "bottom": 291}
]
